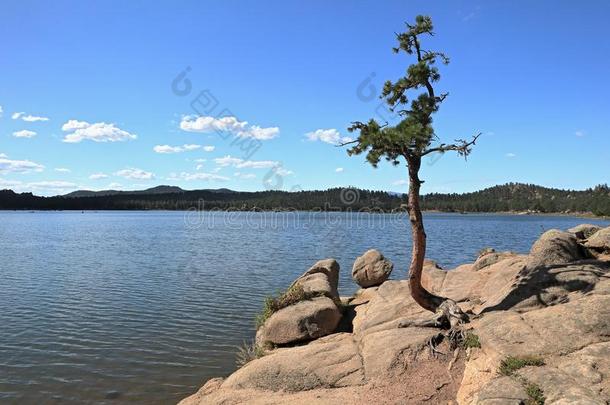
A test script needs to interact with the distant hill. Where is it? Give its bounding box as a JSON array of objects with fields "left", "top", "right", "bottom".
[
  {"left": 63, "top": 185, "right": 186, "bottom": 198},
  {"left": 0, "top": 183, "right": 608, "bottom": 216},
  {"left": 420, "top": 183, "right": 610, "bottom": 217}
]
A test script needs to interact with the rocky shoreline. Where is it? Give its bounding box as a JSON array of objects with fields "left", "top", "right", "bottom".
[{"left": 180, "top": 224, "right": 610, "bottom": 404}]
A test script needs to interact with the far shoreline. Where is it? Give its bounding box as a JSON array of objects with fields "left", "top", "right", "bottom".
[{"left": 1, "top": 208, "right": 608, "bottom": 221}]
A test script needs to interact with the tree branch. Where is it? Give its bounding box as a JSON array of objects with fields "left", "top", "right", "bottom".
[
  {"left": 421, "top": 133, "right": 482, "bottom": 157},
  {"left": 412, "top": 34, "right": 422, "bottom": 62},
  {"left": 336, "top": 140, "right": 358, "bottom": 147}
]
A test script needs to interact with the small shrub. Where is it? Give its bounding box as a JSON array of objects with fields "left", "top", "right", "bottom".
[
  {"left": 254, "top": 284, "right": 325, "bottom": 329},
  {"left": 524, "top": 381, "right": 545, "bottom": 405},
  {"left": 462, "top": 331, "right": 481, "bottom": 349},
  {"left": 477, "top": 247, "right": 495, "bottom": 258},
  {"left": 255, "top": 296, "right": 276, "bottom": 329},
  {"left": 235, "top": 341, "right": 265, "bottom": 367},
  {"left": 499, "top": 355, "right": 545, "bottom": 376},
  {"left": 274, "top": 284, "right": 309, "bottom": 310}
]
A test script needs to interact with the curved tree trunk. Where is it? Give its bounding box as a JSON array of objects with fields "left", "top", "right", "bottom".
[{"left": 406, "top": 156, "right": 444, "bottom": 313}]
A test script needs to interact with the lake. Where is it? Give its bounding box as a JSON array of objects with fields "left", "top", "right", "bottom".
[{"left": 0, "top": 211, "right": 607, "bottom": 404}]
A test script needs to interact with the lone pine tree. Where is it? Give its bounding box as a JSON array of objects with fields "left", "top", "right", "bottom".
[{"left": 345, "top": 15, "right": 480, "bottom": 329}]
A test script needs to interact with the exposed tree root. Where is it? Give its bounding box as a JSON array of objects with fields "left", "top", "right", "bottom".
[
  {"left": 398, "top": 298, "right": 470, "bottom": 357},
  {"left": 447, "top": 348, "right": 460, "bottom": 378},
  {"left": 398, "top": 298, "right": 469, "bottom": 330}
]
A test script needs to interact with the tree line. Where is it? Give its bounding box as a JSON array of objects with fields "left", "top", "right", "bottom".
[{"left": 0, "top": 183, "right": 608, "bottom": 216}]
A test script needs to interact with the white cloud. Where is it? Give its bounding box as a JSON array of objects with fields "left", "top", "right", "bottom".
[
  {"left": 0, "top": 156, "right": 44, "bottom": 173},
  {"left": 107, "top": 182, "right": 123, "bottom": 189},
  {"left": 180, "top": 115, "right": 280, "bottom": 140},
  {"left": 153, "top": 144, "right": 202, "bottom": 154},
  {"left": 183, "top": 144, "right": 201, "bottom": 151},
  {"left": 22, "top": 114, "right": 49, "bottom": 122},
  {"left": 575, "top": 130, "right": 585, "bottom": 137},
  {"left": 234, "top": 172, "right": 256, "bottom": 179},
  {"left": 154, "top": 145, "right": 182, "bottom": 154},
  {"left": 273, "top": 167, "right": 294, "bottom": 176},
  {"left": 505, "top": 153, "right": 517, "bottom": 158},
  {"left": 114, "top": 168, "right": 154, "bottom": 180},
  {"left": 393, "top": 179, "right": 409, "bottom": 186},
  {"left": 214, "top": 155, "right": 244, "bottom": 167},
  {"left": 194, "top": 158, "right": 207, "bottom": 163},
  {"left": 305, "top": 129, "right": 353, "bottom": 145},
  {"left": 54, "top": 168, "right": 71, "bottom": 173},
  {"left": 62, "top": 120, "right": 89, "bottom": 131},
  {"left": 170, "top": 171, "right": 229, "bottom": 181},
  {"left": 196, "top": 164, "right": 204, "bottom": 170},
  {"left": 89, "top": 173, "right": 109, "bottom": 180},
  {"left": 212, "top": 155, "right": 293, "bottom": 177},
  {"left": 213, "top": 155, "right": 279, "bottom": 169},
  {"left": 335, "top": 167, "right": 344, "bottom": 173},
  {"left": 0, "top": 153, "right": 7, "bottom": 158},
  {"left": 202, "top": 145, "right": 215, "bottom": 152},
  {"left": 246, "top": 126, "right": 280, "bottom": 140},
  {"left": 12, "top": 129, "right": 37, "bottom": 138},
  {"left": 0, "top": 105, "right": 3, "bottom": 118},
  {"left": 237, "top": 160, "right": 278, "bottom": 169},
  {"left": 12, "top": 112, "right": 49, "bottom": 122},
  {"left": 61, "top": 120, "right": 137, "bottom": 143}
]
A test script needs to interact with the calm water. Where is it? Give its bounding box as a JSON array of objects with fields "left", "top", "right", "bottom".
[{"left": 0, "top": 211, "right": 608, "bottom": 404}]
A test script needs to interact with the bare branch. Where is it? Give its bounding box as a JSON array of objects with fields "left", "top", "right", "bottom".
[
  {"left": 336, "top": 140, "right": 358, "bottom": 147},
  {"left": 421, "top": 133, "right": 482, "bottom": 157}
]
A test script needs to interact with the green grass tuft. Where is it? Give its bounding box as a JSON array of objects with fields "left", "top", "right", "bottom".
[
  {"left": 255, "top": 296, "right": 277, "bottom": 330},
  {"left": 462, "top": 331, "right": 481, "bottom": 349},
  {"left": 255, "top": 284, "right": 325, "bottom": 329},
  {"left": 499, "top": 355, "right": 545, "bottom": 376},
  {"left": 235, "top": 340, "right": 269, "bottom": 367},
  {"left": 524, "top": 381, "right": 545, "bottom": 405},
  {"left": 477, "top": 247, "right": 496, "bottom": 257}
]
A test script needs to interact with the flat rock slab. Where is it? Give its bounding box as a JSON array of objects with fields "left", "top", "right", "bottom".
[
  {"left": 474, "top": 376, "right": 528, "bottom": 405},
  {"left": 352, "top": 281, "right": 429, "bottom": 340},
  {"left": 224, "top": 333, "right": 365, "bottom": 391},
  {"left": 475, "top": 293, "right": 610, "bottom": 357},
  {"left": 359, "top": 327, "right": 439, "bottom": 380}
]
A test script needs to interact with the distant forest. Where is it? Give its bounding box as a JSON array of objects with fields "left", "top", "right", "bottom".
[{"left": 0, "top": 183, "right": 609, "bottom": 216}]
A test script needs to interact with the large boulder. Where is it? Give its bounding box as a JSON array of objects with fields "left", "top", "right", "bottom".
[
  {"left": 256, "top": 296, "right": 341, "bottom": 346},
  {"left": 352, "top": 249, "right": 393, "bottom": 288},
  {"left": 256, "top": 259, "right": 342, "bottom": 346},
  {"left": 528, "top": 229, "right": 584, "bottom": 268},
  {"left": 295, "top": 272, "right": 337, "bottom": 300},
  {"left": 568, "top": 223, "right": 603, "bottom": 240},
  {"left": 585, "top": 226, "right": 610, "bottom": 259},
  {"left": 472, "top": 250, "right": 516, "bottom": 272},
  {"left": 295, "top": 259, "right": 340, "bottom": 299}
]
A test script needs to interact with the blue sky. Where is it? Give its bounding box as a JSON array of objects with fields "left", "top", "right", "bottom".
[{"left": 1, "top": 0, "right": 609, "bottom": 196}]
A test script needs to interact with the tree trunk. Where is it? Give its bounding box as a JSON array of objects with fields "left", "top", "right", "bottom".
[{"left": 406, "top": 156, "right": 444, "bottom": 313}]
